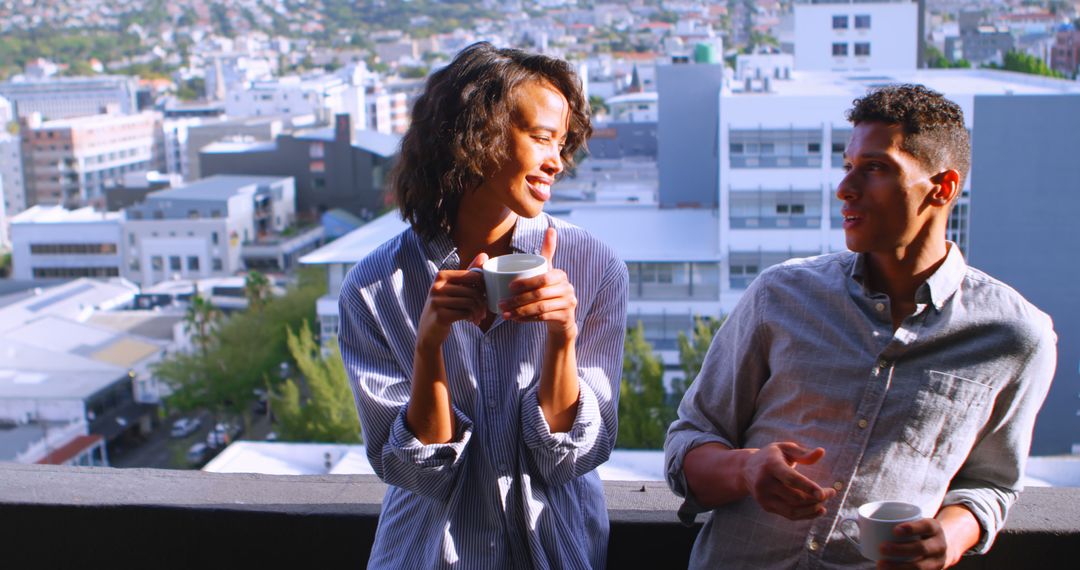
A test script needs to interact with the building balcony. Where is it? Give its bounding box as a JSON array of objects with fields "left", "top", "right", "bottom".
[{"left": 2, "top": 463, "right": 1076, "bottom": 568}]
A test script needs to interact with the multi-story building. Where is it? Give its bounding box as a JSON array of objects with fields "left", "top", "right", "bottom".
[
  {"left": 965, "top": 94, "right": 1080, "bottom": 455},
  {"left": 793, "top": 0, "right": 919, "bottom": 72},
  {"left": 200, "top": 114, "right": 399, "bottom": 220},
  {"left": 944, "top": 11, "right": 1016, "bottom": 67},
  {"left": 1051, "top": 29, "right": 1080, "bottom": 78},
  {"left": 20, "top": 111, "right": 160, "bottom": 208},
  {"left": 10, "top": 205, "right": 124, "bottom": 280},
  {"left": 223, "top": 65, "right": 367, "bottom": 130},
  {"left": 177, "top": 116, "right": 287, "bottom": 181},
  {"left": 0, "top": 76, "right": 138, "bottom": 120},
  {"left": 123, "top": 175, "right": 298, "bottom": 287},
  {"left": 0, "top": 130, "right": 25, "bottom": 248}
]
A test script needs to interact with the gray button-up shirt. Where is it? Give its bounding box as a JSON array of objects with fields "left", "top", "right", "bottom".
[
  {"left": 339, "top": 213, "right": 628, "bottom": 569},
  {"left": 665, "top": 246, "right": 1056, "bottom": 569}
]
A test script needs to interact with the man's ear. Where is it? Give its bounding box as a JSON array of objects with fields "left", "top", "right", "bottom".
[{"left": 929, "top": 169, "right": 961, "bottom": 207}]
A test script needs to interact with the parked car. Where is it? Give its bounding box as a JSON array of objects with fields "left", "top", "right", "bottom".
[
  {"left": 186, "top": 443, "right": 209, "bottom": 465},
  {"left": 206, "top": 421, "right": 243, "bottom": 449},
  {"left": 170, "top": 417, "right": 201, "bottom": 438}
]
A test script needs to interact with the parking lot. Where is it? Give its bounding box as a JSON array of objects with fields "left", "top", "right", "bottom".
[{"left": 111, "top": 409, "right": 274, "bottom": 470}]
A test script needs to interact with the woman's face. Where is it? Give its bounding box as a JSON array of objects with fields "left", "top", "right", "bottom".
[{"left": 474, "top": 81, "right": 570, "bottom": 220}]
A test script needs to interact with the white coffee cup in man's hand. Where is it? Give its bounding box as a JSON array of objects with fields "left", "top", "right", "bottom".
[{"left": 840, "top": 500, "right": 923, "bottom": 562}]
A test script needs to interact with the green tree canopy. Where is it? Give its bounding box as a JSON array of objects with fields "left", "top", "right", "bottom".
[
  {"left": 675, "top": 314, "right": 726, "bottom": 400},
  {"left": 616, "top": 321, "right": 669, "bottom": 449},
  {"left": 271, "top": 323, "right": 361, "bottom": 443}
]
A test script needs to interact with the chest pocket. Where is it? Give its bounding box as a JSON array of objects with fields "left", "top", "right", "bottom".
[{"left": 900, "top": 370, "right": 993, "bottom": 458}]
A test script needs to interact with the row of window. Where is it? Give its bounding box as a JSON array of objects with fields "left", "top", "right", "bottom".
[
  {"left": 730, "top": 128, "right": 857, "bottom": 169},
  {"left": 30, "top": 243, "right": 118, "bottom": 255},
  {"left": 626, "top": 262, "right": 720, "bottom": 300},
  {"left": 832, "top": 14, "right": 872, "bottom": 30},
  {"left": 140, "top": 255, "right": 222, "bottom": 272},
  {"left": 32, "top": 266, "right": 120, "bottom": 278},
  {"left": 833, "top": 42, "right": 872, "bottom": 57}
]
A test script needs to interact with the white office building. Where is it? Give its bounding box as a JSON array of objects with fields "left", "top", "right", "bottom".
[
  {"left": 224, "top": 65, "right": 367, "bottom": 129},
  {"left": 0, "top": 76, "right": 139, "bottom": 120},
  {"left": 10, "top": 205, "right": 124, "bottom": 280},
  {"left": 793, "top": 0, "right": 919, "bottom": 72}
]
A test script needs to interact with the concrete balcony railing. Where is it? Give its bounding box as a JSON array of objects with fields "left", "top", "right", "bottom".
[{"left": 1, "top": 463, "right": 1078, "bottom": 568}]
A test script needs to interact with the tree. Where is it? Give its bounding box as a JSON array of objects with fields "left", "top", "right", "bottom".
[
  {"left": 616, "top": 322, "right": 669, "bottom": 449},
  {"left": 244, "top": 270, "right": 272, "bottom": 311},
  {"left": 156, "top": 267, "right": 325, "bottom": 427},
  {"left": 997, "top": 50, "right": 1064, "bottom": 79},
  {"left": 588, "top": 95, "right": 609, "bottom": 117},
  {"left": 271, "top": 323, "right": 361, "bottom": 443},
  {"left": 184, "top": 293, "right": 221, "bottom": 357},
  {"left": 675, "top": 315, "right": 726, "bottom": 402}
]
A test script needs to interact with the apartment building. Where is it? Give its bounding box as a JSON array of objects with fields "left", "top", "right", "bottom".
[
  {"left": 123, "top": 175, "right": 297, "bottom": 287},
  {"left": 20, "top": 111, "right": 161, "bottom": 208},
  {"left": 224, "top": 65, "right": 366, "bottom": 129},
  {"left": 793, "top": 0, "right": 919, "bottom": 72},
  {"left": 0, "top": 75, "right": 138, "bottom": 120}
]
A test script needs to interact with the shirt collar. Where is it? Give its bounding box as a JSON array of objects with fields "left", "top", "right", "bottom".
[
  {"left": 849, "top": 242, "right": 967, "bottom": 311},
  {"left": 420, "top": 213, "right": 549, "bottom": 270}
]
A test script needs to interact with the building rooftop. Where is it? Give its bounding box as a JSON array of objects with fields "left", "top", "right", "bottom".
[
  {"left": 300, "top": 211, "right": 409, "bottom": 265},
  {"left": 30, "top": 110, "right": 156, "bottom": 130},
  {"left": 145, "top": 175, "right": 290, "bottom": 202},
  {"left": 0, "top": 278, "right": 137, "bottom": 336},
  {"left": 558, "top": 206, "right": 721, "bottom": 262},
  {"left": 11, "top": 205, "right": 121, "bottom": 224},
  {"left": 732, "top": 68, "right": 1080, "bottom": 98},
  {"left": 200, "top": 140, "right": 278, "bottom": 154}
]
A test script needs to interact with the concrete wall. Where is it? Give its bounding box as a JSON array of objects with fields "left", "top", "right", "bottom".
[
  {"left": 2, "top": 465, "right": 1078, "bottom": 569},
  {"left": 794, "top": 2, "right": 918, "bottom": 71},
  {"left": 657, "top": 63, "right": 724, "bottom": 209},
  {"left": 968, "top": 94, "right": 1080, "bottom": 455}
]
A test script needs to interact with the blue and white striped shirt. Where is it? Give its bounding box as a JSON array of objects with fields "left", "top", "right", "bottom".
[{"left": 339, "top": 213, "right": 628, "bottom": 569}]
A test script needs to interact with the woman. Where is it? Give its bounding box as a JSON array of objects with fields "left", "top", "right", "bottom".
[{"left": 338, "top": 43, "right": 628, "bottom": 569}]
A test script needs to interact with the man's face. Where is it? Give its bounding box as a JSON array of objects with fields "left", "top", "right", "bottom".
[
  {"left": 474, "top": 81, "right": 569, "bottom": 220},
  {"left": 837, "top": 122, "right": 940, "bottom": 256}
]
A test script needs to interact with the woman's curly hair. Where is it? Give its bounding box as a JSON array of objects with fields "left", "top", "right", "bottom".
[{"left": 392, "top": 42, "right": 592, "bottom": 240}]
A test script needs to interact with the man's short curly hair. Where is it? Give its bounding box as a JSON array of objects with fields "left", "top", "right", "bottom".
[
  {"left": 846, "top": 84, "right": 970, "bottom": 189},
  {"left": 392, "top": 42, "right": 591, "bottom": 241}
]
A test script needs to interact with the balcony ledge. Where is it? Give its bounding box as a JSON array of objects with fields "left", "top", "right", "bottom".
[{"left": 2, "top": 463, "right": 1078, "bottom": 568}]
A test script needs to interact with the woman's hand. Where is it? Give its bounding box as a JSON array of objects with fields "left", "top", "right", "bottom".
[
  {"left": 498, "top": 228, "right": 578, "bottom": 344},
  {"left": 417, "top": 253, "right": 488, "bottom": 350}
]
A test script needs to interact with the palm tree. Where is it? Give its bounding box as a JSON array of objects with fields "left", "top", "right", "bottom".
[
  {"left": 244, "top": 270, "right": 272, "bottom": 311},
  {"left": 184, "top": 292, "right": 221, "bottom": 356}
]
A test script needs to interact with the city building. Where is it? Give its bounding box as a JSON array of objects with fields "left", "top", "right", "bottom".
[
  {"left": 0, "top": 75, "right": 139, "bottom": 120},
  {"left": 1051, "top": 28, "right": 1080, "bottom": 78},
  {"left": 200, "top": 114, "right": 399, "bottom": 220},
  {"left": 223, "top": 65, "right": 367, "bottom": 130},
  {"left": 656, "top": 61, "right": 724, "bottom": 209},
  {"left": 944, "top": 11, "right": 1016, "bottom": 67},
  {"left": 793, "top": 0, "right": 919, "bottom": 72},
  {"left": 0, "top": 278, "right": 164, "bottom": 464},
  {"left": 10, "top": 205, "right": 124, "bottom": 280},
  {"left": 175, "top": 115, "right": 288, "bottom": 181},
  {"left": 20, "top": 111, "right": 161, "bottom": 208},
  {"left": 965, "top": 94, "right": 1080, "bottom": 455},
  {"left": 123, "top": 175, "right": 302, "bottom": 286}
]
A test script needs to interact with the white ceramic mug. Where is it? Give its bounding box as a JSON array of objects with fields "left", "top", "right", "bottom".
[
  {"left": 472, "top": 253, "right": 548, "bottom": 314},
  {"left": 839, "top": 500, "right": 923, "bottom": 562}
]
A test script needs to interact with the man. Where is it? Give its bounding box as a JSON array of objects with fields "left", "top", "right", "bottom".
[{"left": 664, "top": 84, "right": 1056, "bottom": 569}]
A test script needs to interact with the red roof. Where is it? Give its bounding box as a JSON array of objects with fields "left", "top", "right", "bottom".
[{"left": 36, "top": 434, "right": 104, "bottom": 465}]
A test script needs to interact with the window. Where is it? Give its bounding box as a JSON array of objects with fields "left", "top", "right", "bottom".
[
  {"left": 187, "top": 256, "right": 200, "bottom": 271},
  {"left": 310, "top": 160, "right": 325, "bottom": 173},
  {"left": 128, "top": 233, "right": 135, "bottom": 245},
  {"left": 188, "top": 210, "right": 200, "bottom": 219},
  {"left": 151, "top": 256, "right": 163, "bottom": 271},
  {"left": 832, "top": 15, "right": 848, "bottom": 29},
  {"left": 729, "top": 129, "right": 824, "bottom": 168},
  {"left": 169, "top": 256, "right": 181, "bottom": 271},
  {"left": 129, "top": 259, "right": 140, "bottom": 271},
  {"left": 153, "top": 210, "right": 164, "bottom": 220},
  {"left": 855, "top": 15, "right": 871, "bottom": 29},
  {"left": 730, "top": 190, "right": 822, "bottom": 228},
  {"left": 211, "top": 209, "right": 222, "bottom": 218},
  {"left": 831, "top": 127, "right": 853, "bottom": 168},
  {"left": 854, "top": 43, "right": 871, "bottom": 57},
  {"left": 212, "top": 258, "right": 223, "bottom": 271},
  {"left": 212, "top": 232, "right": 219, "bottom": 245},
  {"left": 30, "top": 243, "right": 118, "bottom": 255},
  {"left": 832, "top": 43, "right": 848, "bottom": 57}
]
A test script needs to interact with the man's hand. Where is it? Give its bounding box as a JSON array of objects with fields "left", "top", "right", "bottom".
[
  {"left": 499, "top": 227, "right": 578, "bottom": 343},
  {"left": 876, "top": 518, "right": 948, "bottom": 570},
  {"left": 741, "top": 442, "right": 836, "bottom": 520},
  {"left": 877, "top": 504, "right": 980, "bottom": 569}
]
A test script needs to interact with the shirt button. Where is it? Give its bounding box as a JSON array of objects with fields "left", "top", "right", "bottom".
[
  {"left": 833, "top": 481, "right": 843, "bottom": 491},
  {"left": 808, "top": 539, "right": 819, "bottom": 551},
  {"left": 498, "top": 463, "right": 508, "bottom": 472},
  {"left": 877, "top": 359, "right": 888, "bottom": 369},
  {"left": 487, "top": 398, "right": 496, "bottom": 408},
  {"left": 875, "top": 302, "right": 885, "bottom": 312},
  {"left": 857, "top": 418, "right": 869, "bottom": 429}
]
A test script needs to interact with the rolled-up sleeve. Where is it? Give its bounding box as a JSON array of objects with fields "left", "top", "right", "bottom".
[
  {"left": 664, "top": 276, "right": 770, "bottom": 524},
  {"left": 942, "top": 318, "right": 1057, "bottom": 554},
  {"left": 521, "top": 256, "right": 628, "bottom": 487},
  {"left": 338, "top": 271, "right": 473, "bottom": 501}
]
